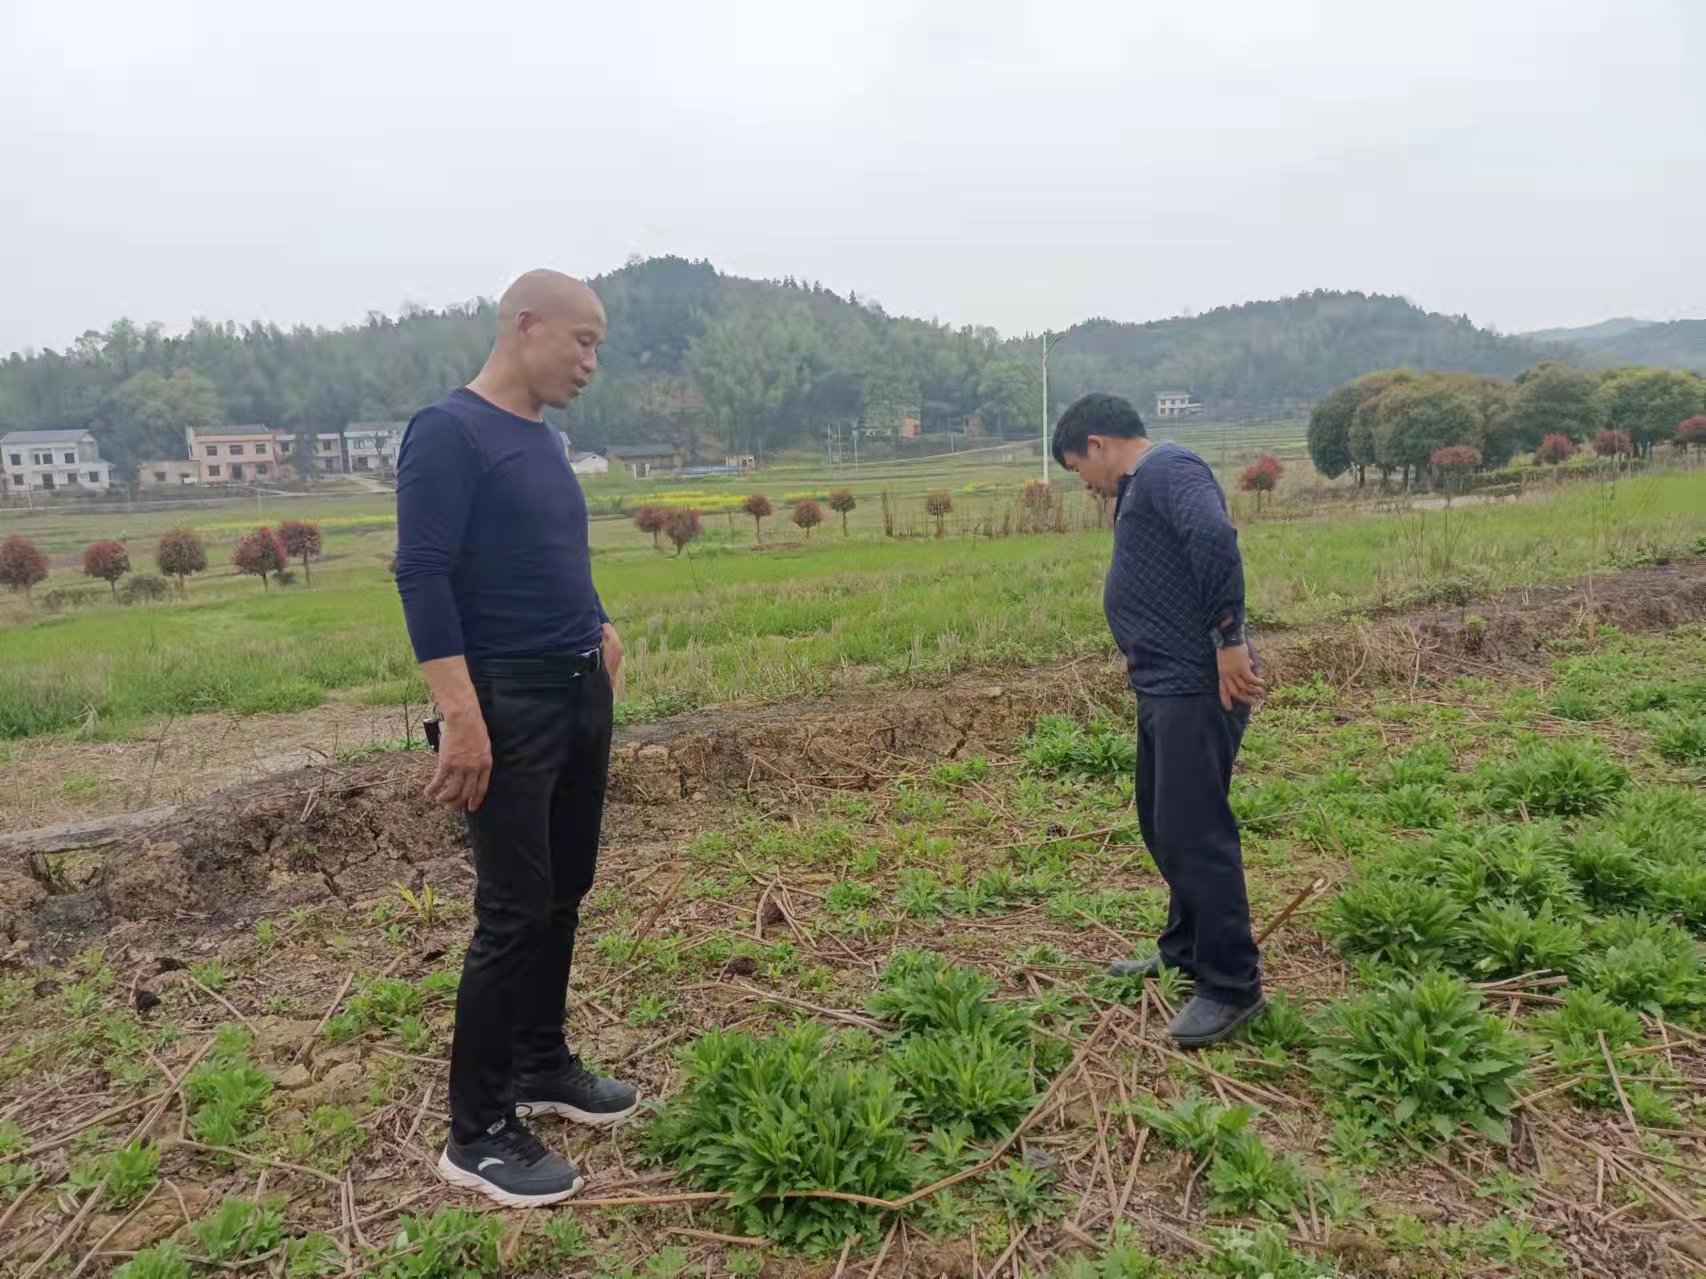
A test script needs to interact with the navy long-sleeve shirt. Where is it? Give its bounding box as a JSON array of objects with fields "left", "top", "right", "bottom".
[
  {"left": 1104, "top": 442, "right": 1248, "bottom": 697},
  {"left": 393, "top": 388, "right": 607, "bottom": 663}
]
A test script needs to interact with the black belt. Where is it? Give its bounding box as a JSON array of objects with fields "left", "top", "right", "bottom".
[{"left": 469, "top": 649, "right": 602, "bottom": 684}]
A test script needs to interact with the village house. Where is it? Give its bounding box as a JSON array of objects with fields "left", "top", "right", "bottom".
[
  {"left": 137, "top": 460, "right": 202, "bottom": 489},
  {"left": 568, "top": 451, "right": 609, "bottom": 476},
  {"left": 1, "top": 428, "right": 115, "bottom": 495},
  {"left": 607, "top": 443, "right": 685, "bottom": 478},
  {"left": 344, "top": 422, "right": 406, "bottom": 474},
  {"left": 185, "top": 425, "right": 279, "bottom": 484}
]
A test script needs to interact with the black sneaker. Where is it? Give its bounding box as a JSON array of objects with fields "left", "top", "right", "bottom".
[
  {"left": 514, "top": 1055, "right": 640, "bottom": 1127},
  {"left": 436, "top": 1116, "right": 585, "bottom": 1207},
  {"left": 1168, "top": 994, "right": 1268, "bottom": 1049}
]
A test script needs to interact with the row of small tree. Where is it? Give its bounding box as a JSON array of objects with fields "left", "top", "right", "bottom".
[
  {"left": 1307, "top": 362, "right": 1706, "bottom": 488},
  {"left": 0, "top": 519, "right": 325, "bottom": 604}
]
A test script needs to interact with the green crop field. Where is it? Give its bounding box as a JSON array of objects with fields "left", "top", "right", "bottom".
[
  {"left": 4, "top": 616, "right": 1703, "bottom": 1277},
  {"left": 0, "top": 460, "right": 1701, "bottom": 743}
]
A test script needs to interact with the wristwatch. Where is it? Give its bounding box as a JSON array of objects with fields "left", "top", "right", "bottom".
[{"left": 1210, "top": 618, "right": 1246, "bottom": 649}]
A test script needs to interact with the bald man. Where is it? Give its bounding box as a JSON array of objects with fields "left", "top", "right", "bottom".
[{"left": 394, "top": 270, "right": 636, "bottom": 1207}]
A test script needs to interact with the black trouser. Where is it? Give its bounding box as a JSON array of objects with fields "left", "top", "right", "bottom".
[
  {"left": 1135, "top": 693, "right": 1261, "bottom": 1007},
  {"left": 448, "top": 657, "right": 613, "bottom": 1143}
]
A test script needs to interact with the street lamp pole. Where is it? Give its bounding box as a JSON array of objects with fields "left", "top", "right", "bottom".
[{"left": 1041, "top": 330, "right": 1068, "bottom": 483}]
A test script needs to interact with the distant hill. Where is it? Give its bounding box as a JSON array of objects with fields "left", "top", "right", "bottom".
[
  {"left": 1, "top": 262, "right": 1693, "bottom": 474},
  {"left": 1523, "top": 317, "right": 1655, "bottom": 345},
  {"left": 1045, "top": 291, "right": 1558, "bottom": 422},
  {"left": 1552, "top": 319, "right": 1706, "bottom": 375}
]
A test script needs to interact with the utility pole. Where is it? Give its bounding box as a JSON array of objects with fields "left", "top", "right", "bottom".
[{"left": 1041, "top": 330, "right": 1069, "bottom": 483}]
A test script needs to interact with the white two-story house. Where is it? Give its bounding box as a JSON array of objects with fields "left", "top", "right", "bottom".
[
  {"left": 2, "top": 429, "right": 115, "bottom": 495},
  {"left": 344, "top": 422, "right": 406, "bottom": 475}
]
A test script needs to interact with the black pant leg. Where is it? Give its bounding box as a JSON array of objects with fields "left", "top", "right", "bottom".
[
  {"left": 447, "top": 682, "right": 572, "bottom": 1142},
  {"left": 1146, "top": 695, "right": 1260, "bottom": 1006},
  {"left": 1136, "top": 701, "right": 1193, "bottom": 975},
  {"left": 513, "top": 674, "right": 614, "bottom": 1074}
]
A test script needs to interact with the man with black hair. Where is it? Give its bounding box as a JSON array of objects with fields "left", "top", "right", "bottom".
[{"left": 1052, "top": 393, "right": 1267, "bottom": 1046}]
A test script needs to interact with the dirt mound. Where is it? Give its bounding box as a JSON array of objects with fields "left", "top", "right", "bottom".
[{"left": 5, "top": 558, "right": 1703, "bottom": 948}]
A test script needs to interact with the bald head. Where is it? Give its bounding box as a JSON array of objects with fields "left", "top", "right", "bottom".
[
  {"left": 496, "top": 269, "right": 604, "bottom": 329},
  {"left": 486, "top": 269, "right": 606, "bottom": 411}
]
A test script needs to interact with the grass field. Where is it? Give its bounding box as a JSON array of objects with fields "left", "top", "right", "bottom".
[{"left": 0, "top": 450, "right": 1701, "bottom": 742}]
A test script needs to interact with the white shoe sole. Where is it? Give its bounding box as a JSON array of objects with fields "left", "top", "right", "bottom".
[
  {"left": 435, "top": 1151, "right": 585, "bottom": 1207},
  {"left": 514, "top": 1098, "right": 640, "bottom": 1127}
]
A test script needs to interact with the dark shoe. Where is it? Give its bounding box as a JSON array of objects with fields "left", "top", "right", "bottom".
[
  {"left": 514, "top": 1056, "right": 640, "bottom": 1127},
  {"left": 436, "top": 1116, "right": 584, "bottom": 1207},
  {"left": 1168, "top": 994, "right": 1267, "bottom": 1049},
  {"left": 1105, "top": 954, "right": 1184, "bottom": 980}
]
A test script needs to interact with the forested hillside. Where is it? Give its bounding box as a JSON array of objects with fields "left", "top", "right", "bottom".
[
  {"left": 0, "top": 257, "right": 1628, "bottom": 477},
  {"left": 1562, "top": 319, "right": 1706, "bottom": 374}
]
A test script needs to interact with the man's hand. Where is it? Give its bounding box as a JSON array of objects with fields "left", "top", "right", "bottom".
[
  {"left": 1216, "top": 643, "right": 1265, "bottom": 711},
  {"left": 425, "top": 706, "right": 492, "bottom": 811},
  {"left": 601, "top": 621, "right": 624, "bottom": 690}
]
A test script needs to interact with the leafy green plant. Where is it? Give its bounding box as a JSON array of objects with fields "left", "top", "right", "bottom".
[
  {"left": 1477, "top": 1215, "right": 1565, "bottom": 1271},
  {"left": 1373, "top": 743, "right": 1455, "bottom": 791},
  {"left": 393, "top": 882, "right": 443, "bottom": 928},
  {"left": 1048, "top": 1224, "right": 1162, "bottom": 1278},
  {"left": 1485, "top": 739, "right": 1628, "bottom": 817},
  {"left": 537, "top": 1214, "right": 591, "bottom": 1264},
  {"left": 1406, "top": 824, "right": 1581, "bottom": 916},
  {"left": 1245, "top": 994, "right": 1315, "bottom": 1056},
  {"left": 104, "top": 1139, "right": 160, "bottom": 1208},
  {"left": 1203, "top": 1227, "right": 1335, "bottom": 1279},
  {"left": 185, "top": 1027, "right": 273, "bottom": 1147},
  {"left": 194, "top": 1197, "right": 285, "bottom": 1261},
  {"left": 887, "top": 1028, "right": 1033, "bottom": 1136},
  {"left": 394, "top": 1014, "right": 432, "bottom": 1053},
  {"left": 933, "top": 755, "right": 993, "bottom": 785},
  {"left": 1376, "top": 782, "right": 1454, "bottom": 830},
  {"left": 418, "top": 968, "right": 461, "bottom": 1000},
  {"left": 1230, "top": 778, "right": 1299, "bottom": 836},
  {"left": 1566, "top": 832, "right": 1653, "bottom": 911},
  {"left": 63, "top": 982, "right": 103, "bottom": 1017},
  {"left": 291, "top": 1105, "right": 368, "bottom": 1171},
  {"left": 1534, "top": 988, "right": 1643, "bottom": 1050},
  {"left": 1132, "top": 1092, "right": 1254, "bottom": 1159},
  {"left": 1020, "top": 716, "right": 1135, "bottom": 779},
  {"left": 377, "top": 1208, "right": 503, "bottom": 1279},
  {"left": 191, "top": 960, "right": 231, "bottom": 992},
  {"left": 643, "top": 1022, "right": 918, "bottom": 1251},
  {"left": 897, "top": 869, "right": 948, "bottom": 918},
  {"left": 114, "top": 1242, "right": 191, "bottom": 1279},
  {"left": 1651, "top": 713, "right": 1706, "bottom": 764},
  {"left": 285, "top": 1233, "right": 344, "bottom": 1278},
  {"left": 866, "top": 952, "right": 1032, "bottom": 1045},
  {"left": 984, "top": 1159, "right": 1060, "bottom": 1224},
  {"left": 824, "top": 880, "right": 878, "bottom": 914},
  {"left": 349, "top": 978, "right": 423, "bottom": 1030},
  {"left": 725, "top": 1249, "right": 765, "bottom": 1279},
  {"left": 640, "top": 1247, "right": 690, "bottom": 1278},
  {"left": 1578, "top": 914, "right": 1705, "bottom": 1015},
  {"left": 1548, "top": 688, "right": 1601, "bottom": 722},
  {"left": 1457, "top": 901, "right": 1586, "bottom": 979},
  {"left": 1312, "top": 972, "right": 1528, "bottom": 1142},
  {"left": 0, "top": 1160, "right": 39, "bottom": 1200},
  {"left": 1206, "top": 1131, "right": 1305, "bottom": 1219},
  {"left": 1321, "top": 876, "right": 1460, "bottom": 972},
  {"left": 626, "top": 994, "right": 674, "bottom": 1028}
]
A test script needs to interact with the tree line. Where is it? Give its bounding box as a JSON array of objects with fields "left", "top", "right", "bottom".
[
  {"left": 1306, "top": 362, "right": 1706, "bottom": 487},
  {"left": 0, "top": 255, "right": 1662, "bottom": 479}
]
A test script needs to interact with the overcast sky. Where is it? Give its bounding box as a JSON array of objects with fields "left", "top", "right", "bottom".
[{"left": 3, "top": 0, "right": 1701, "bottom": 355}]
